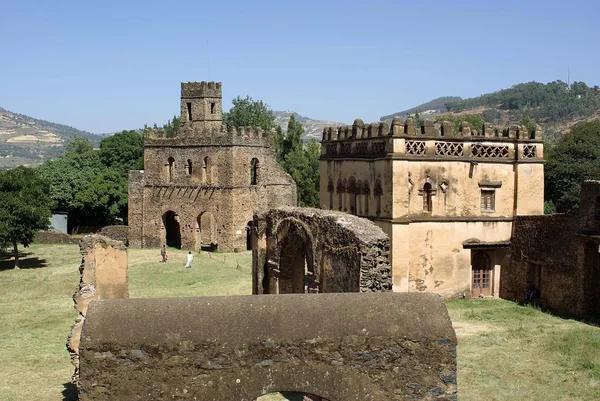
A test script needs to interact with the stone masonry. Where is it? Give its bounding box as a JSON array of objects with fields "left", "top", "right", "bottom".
[
  {"left": 78, "top": 292, "right": 457, "bottom": 400},
  {"left": 501, "top": 180, "right": 600, "bottom": 319},
  {"left": 251, "top": 207, "right": 392, "bottom": 294},
  {"left": 66, "top": 235, "right": 128, "bottom": 385},
  {"left": 128, "top": 82, "right": 296, "bottom": 252}
]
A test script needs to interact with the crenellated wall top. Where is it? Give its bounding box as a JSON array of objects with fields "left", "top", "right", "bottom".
[
  {"left": 143, "top": 124, "right": 274, "bottom": 148},
  {"left": 321, "top": 118, "right": 543, "bottom": 142}
]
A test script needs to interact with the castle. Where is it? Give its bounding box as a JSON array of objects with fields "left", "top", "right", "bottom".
[
  {"left": 128, "top": 82, "right": 296, "bottom": 252},
  {"left": 319, "top": 118, "right": 545, "bottom": 298}
]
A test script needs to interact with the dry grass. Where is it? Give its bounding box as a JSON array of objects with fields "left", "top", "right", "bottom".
[{"left": 1, "top": 243, "right": 599, "bottom": 400}]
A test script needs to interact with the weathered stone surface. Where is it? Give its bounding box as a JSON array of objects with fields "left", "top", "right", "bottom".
[
  {"left": 98, "top": 225, "right": 129, "bottom": 246},
  {"left": 502, "top": 180, "right": 600, "bottom": 318},
  {"left": 36, "top": 230, "right": 78, "bottom": 244},
  {"left": 79, "top": 292, "right": 457, "bottom": 400},
  {"left": 251, "top": 207, "right": 392, "bottom": 294},
  {"left": 128, "top": 81, "right": 296, "bottom": 252},
  {"left": 67, "top": 235, "right": 128, "bottom": 386}
]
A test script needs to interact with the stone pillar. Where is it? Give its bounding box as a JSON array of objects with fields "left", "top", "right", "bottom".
[{"left": 66, "top": 235, "right": 129, "bottom": 386}]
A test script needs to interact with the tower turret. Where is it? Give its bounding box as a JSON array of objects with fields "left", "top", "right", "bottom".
[{"left": 180, "top": 81, "right": 222, "bottom": 132}]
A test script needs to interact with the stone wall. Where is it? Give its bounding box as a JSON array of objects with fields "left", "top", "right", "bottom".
[
  {"left": 252, "top": 207, "right": 392, "bottom": 294},
  {"left": 66, "top": 235, "right": 128, "bottom": 385},
  {"left": 99, "top": 225, "right": 129, "bottom": 246},
  {"left": 79, "top": 293, "right": 457, "bottom": 400},
  {"left": 501, "top": 180, "right": 600, "bottom": 318},
  {"left": 128, "top": 81, "right": 296, "bottom": 252},
  {"left": 36, "top": 230, "right": 78, "bottom": 244}
]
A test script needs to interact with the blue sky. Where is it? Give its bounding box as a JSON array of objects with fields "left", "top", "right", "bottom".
[{"left": 1, "top": 0, "right": 598, "bottom": 133}]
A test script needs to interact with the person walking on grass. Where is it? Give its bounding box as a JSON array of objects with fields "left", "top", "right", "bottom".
[{"left": 185, "top": 251, "right": 193, "bottom": 268}]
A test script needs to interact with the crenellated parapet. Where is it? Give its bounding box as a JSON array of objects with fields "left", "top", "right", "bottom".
[
  {"left": 321, "top": 118, "right": 544, "bottom": 161},
  {"left": 181, "top": 81, "right": 222, "bottom": 98},
  {"left": 144, "top": 124, "right": 274, "bottom": 148}
]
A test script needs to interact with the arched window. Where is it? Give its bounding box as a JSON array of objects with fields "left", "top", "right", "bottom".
[
  {"left": 186, "top": 159, "right": 193, "bottom": 176},
  {"left": 363, "top": 181, "right": 370, "bottom": 215},
  {"left": 203, "top": 156, "right": 213, "bottom": 185},
  {"left": 336, "top": 179, "right": 343, "bottom": 211},
  {"left": 327, "top": 178, "right": 334, "bottom": 210},
  {"left": 250, "top": 158, "right": 259, "bottom": 185},
  {"left": 374, "top": 180, "right": 383, "bottom": 216},
  {"left": 348, "top": 177, "right": 357, "bottom": 215},
  {"left": 356, "top": 180, "right": 363, "bottom": 215},
  {"left": 167, "top": 157, "right": 175, "bottom": 182},
  {"left": 423, "top": 182, "right": 433, "bottom": 212}
]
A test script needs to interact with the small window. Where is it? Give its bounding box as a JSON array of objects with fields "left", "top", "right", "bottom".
[
  {"left": 186, "top": 102, "right": 192, "bottom": 121},
  {"left": 186, "top": 159, "right": 193, "bottom": 176},
  {"left": 167, "top": 157, "right": 175, "bottom": 182},
  {"left": 210, "top": 102, "right": 216, "bottom": 114},
  {"left": 423, "top": 183, "right": 433, "bottom": 212},
  {"left": 481, "top": 190, "right": 495, "bottom": 212},
  {"left": 250, "top": 158, "right": 259, "bottom": 185}
]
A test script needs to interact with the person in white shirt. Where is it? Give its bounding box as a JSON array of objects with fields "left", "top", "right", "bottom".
[{"left": 185, "top": 251, "right": 193, "bottom": 268}]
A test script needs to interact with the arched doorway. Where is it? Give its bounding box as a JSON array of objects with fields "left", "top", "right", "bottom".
[
  {"left": 195, "top": 212, "right": 217, "bottom": 250},
  {"left": 267, "top": 220, "right": 316, "bottom": 294},
  {"left": 162, "top": 211, "right": 181, "bottom": 248},
  {"left": 471, "top": 252, "right": 492, "bottom": 297}
]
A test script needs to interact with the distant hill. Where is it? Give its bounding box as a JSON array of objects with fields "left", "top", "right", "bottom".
[
  {"left": 380, "top": 96, "right": 462, "bottom": 122},
  {"left": 273, "top": 111, "right": 343, "bottom": 142},
  {"left": 379, "top": 81, "right": 600, "bottom": 141},
  {"left": 0, "top": 107, "right": 101, "bottom": 168}
]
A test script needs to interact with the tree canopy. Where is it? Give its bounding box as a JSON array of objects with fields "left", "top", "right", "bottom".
[
  {"left": 545, "top": 120, "right": 600, "bottom": 213},
  {"left": 223, "top": 96, "right": 276, "bottom": 132},
  {"left": 37, "top": 131, "right": 143, "bottom": 228},
  {"left": 0, "top": 167, "right": 52, "bottom": 268}
]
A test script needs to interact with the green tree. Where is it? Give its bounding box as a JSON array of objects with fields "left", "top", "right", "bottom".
[
  {"left": 73, "top": 169, "right": 129, "bottom": 225},
  {"left": 0, "top": 167, "right": 52, "bottom": 268},
  {"left": 223, "top": 96, "right": 276, "bottom": 132},
  {"left": 545, "top": 120, "right": 600, "bottom": 212},
  {"left": 99, "top": 130, "right": 144, "bottom": 175},
  {"left": 278, "top": 116, "right": 320, "bottom": 207}
]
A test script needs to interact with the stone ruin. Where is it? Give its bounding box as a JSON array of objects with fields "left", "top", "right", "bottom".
[
  {"left": 78, "top": 293, "right": 457, "bottom": 400},
  {"left": 66, "top": 235, "right": 129, "bottom": 384},
  {"left": 251, "top": 207, "right": 392, "bottom": 294}
]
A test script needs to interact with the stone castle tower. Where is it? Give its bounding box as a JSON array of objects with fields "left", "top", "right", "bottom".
[
  {"left": 319, "top": 117, "right": 544, "bottom": 298},
  {"left": 128, "top": 82, "right": 296, "bottom": 251}
]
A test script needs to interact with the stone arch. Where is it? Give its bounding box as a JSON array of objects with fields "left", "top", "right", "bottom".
[
  {"left": 347, "top": 176, "right": 357, "bottom": 214},
  {"left": 327, "top": 178, "right": 334, "bottom": 210},
  {"left": 356, "top": 179, "right": 363, "bottom": 215},
  {"left": 185, "top": 159, "right": 193, "bottom": 176},
  {"left": 267, "top": 217, "right": 316, "bottom": 294},
  {"left": 195, "top": 211, "right": 217, "bottom": 250},
  {"left": 363, "top": 181, "right": 370, "bottom": 215},
  {"left": 336, "top": 178, "right": 343, "bottom": 211},
  {"left": 250, "top": 158, "right": 259, "bottom": 185},
  {"left": 374, "top": 179, "right": 383, "bottom": 216},
  {"left": 162, "top": 210, "right": 181, "bottom": 248}
]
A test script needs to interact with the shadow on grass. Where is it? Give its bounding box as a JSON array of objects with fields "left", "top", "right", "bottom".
[
  {"left": 62, "top": 382, "right": 77, "bottom": 401},
  {"left": 0, "top": 253, "right": 48, "bottom": 270}
]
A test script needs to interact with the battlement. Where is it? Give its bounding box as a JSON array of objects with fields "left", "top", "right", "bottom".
[
  {"left": 144, "top": 124, "right": 274, "bottom": 148},
  {"left": 321, "top": 118, "right": 543, "bottom": 142},
  {"left": 181, "top": 81, "right": 222, "bottom": 98}
]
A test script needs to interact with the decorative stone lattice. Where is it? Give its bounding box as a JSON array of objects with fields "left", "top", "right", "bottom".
[
  {"left": 326, "top": 144, "right": 337, "bottom": 155},
  {"left": 523, "top": 144, "right": 537, "bottom": 158},
  {"left": 435, "top": 142, "right": 464, "bottom": 157},
  {"left": 471, "top": 144, "right": 509, "bottom": 158},
  {"left": 353, "top": 142, "right": 368, "bottom": 155},
  {"left": 406, "top": 140, "right": 427, "bottom": 155},
  {"left": 371, "top": 141, "right": 386, "bottom": 155},
  {"left": 340, "top": 143, "right": 352, "bottom": 155}
]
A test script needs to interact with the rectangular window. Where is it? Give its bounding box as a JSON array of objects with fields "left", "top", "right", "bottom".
[
  {"left": 481, "top": 190, "right": 495, "bottom": 212},
  {"left": 186, "top": 102, "right": 192, "bottom": 120},
  {"left": 210, "top": 102, "right": 216, "bottom": 114}
]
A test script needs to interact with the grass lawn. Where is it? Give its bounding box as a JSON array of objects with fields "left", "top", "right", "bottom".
[{"left": 1, "top": 243, "right": 599, "bottom": 400}]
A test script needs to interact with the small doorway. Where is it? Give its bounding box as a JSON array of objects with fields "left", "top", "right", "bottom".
[
  {"left": 471, "top": 252, "right": 492, "bottom": 297},
  {"left": 162, "top": 211, "right": 181, "bottom": 249}
]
